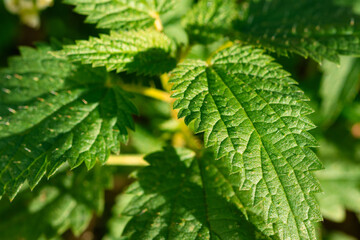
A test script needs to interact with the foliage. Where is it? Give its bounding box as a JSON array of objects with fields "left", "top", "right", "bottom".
[
  {"left": 171, "top": 44, "right": 322, "bottom": 238},
  {"left": 0, "top": 44, "right": 136, "bottom": 199},
  {"left": 64, "top": 0, "right": 175, "bottom": 30},
  {"left": 62, "top": 30, "right": 176, "bottom": 75},
  {"left": 0, "top": 165, "right": 112, "bottom": 239},
  {"left": 1, "top": 0, "right": 360, "bottom": 239},
  {"left": 236, "top": 0, "right": 360, "bottom": 63},
  {"left": 183, "top": 0, "right": 238, "bottom": 44},
  {"left": 106, "top": 147, "right": 270, "bottom": 240}
]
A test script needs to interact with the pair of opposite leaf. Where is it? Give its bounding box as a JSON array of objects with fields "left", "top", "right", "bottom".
[{"left": 1, "top": 0, "right": 360, "bottom": 239}]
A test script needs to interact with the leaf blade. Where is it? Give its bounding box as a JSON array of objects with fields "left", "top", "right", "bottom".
[
  {"left": 170, "top": 44, "right": 322, "bottom": 239},
  {"left": 0, "top": 46, "right": 136, "bottom": 199},
  {"left": 64, "top": 0, "right": 175, "bottom": 30},
  {"left": 183, "top": 0, "right": 238, "bottom": 44},
  {"left": 111, "top": 147, "right": 269, "bottom": 240},
  {"left": 236, "top": 0, "right": 360, "bottom": 63},
  {"left": 62, "top": 30, "right": 176, "bottom": 76}
]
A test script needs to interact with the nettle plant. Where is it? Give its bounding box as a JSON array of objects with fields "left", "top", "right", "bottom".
[{"left": 1, "top": 0, "right": 360, "bottom": 239}]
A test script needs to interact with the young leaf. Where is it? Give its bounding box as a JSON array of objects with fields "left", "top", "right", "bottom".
[
  {"left": 112, "top": 147, "right": 269, "bottom": 240},
  {"left": 0, "top": 165, "right": 112, "bottom": 240},
  {"left": 0, "top": 45, "right": 136, "bottom": 199},
  {"left": 183, "top": 0, "right": 238, "bottom": 44},
  {"left": 320, "top": 56, "right": 360, "bottom": 126},
  {"left": 170, "top": 44, "right": 322, "bottom": 239},
  {"left": 64, "top": 0, "right": 175, "bottom": 30},
  {"left": 62, "top": 30, "right": 176, "bottom": 76},
  {"left": 235, "top": 0, "right": 360, "bottom": 63}
]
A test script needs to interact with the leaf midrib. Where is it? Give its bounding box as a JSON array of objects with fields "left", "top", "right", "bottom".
[{"left": 207, "top": 66, "right": 309, "bottom": 238}]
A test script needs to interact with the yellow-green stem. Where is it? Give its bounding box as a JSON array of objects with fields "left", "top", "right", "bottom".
[
  {"left": 122, "top": 84, "right": 171, "bottom": 103},
  {"left": 150, "top": 11, "right": 163, "bottom": 32},
  {"left": 106, "top": 154, "right": 148, "bottom": 166}
]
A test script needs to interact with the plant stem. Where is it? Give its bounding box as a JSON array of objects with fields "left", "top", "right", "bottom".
[
  {"left": 160, "top": 73, "right": 171, "bottom": 92},
  {"left": 121, "top": 84, "right": 171, "bottom": 103},
  {"left": 137, "top": 11, "right": 202, "bottom": 153},
  {"left": 106, "top": 154, "right": 148, "bottom": 166},
  {"left": 150, "top": 11, "right": 163, "bottom": 32}
]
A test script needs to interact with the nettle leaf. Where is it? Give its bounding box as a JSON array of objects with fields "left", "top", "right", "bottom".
[
  {"left": 236, "top": 0, "right": 360, "bottom": 63},
  {"left": 0, "top": 45, "right": 136, "bottom": 199},
  {"left": 62, "top": 30, "right": 176, "bottom": 76},
  {"left": 64, "top": 0, "right": 175, "bottom": 30},
  {"left": 0, "top": 165, "right": 112, "bottom": 240},
  {"left": 170, "top": 44, "right": 322, "bottom": 239},
  {"left": 111, "top": 147, "right": 269, "bottom": 240},
  {"left": 183, "top": 0, "right": 238, "bottom": 44}
]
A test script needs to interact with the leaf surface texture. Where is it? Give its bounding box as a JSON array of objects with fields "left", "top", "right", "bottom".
[
  {"left": 113, "top": 147, "right": 269, "bottom": 240},
  {"left": 170, "top": 44, "right": 322, "bottom": 239},
  {"left": 183, "top": 0, "right": 238, "bottom": 44},
  {"left": 236, "top": 0, "right": 360, "bottom": 63},
  {"left": 0, "top": 45, "right": 136, "bottom": 199},
  {"left": 62, "top": 30, "right": 176, "bottom": 75},
  {"left": 64, "top": 0, "right": 175, "bottom": 30}
]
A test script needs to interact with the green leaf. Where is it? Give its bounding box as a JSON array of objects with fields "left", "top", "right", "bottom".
[
  {"left": 0, "top": 45, "right": 136, "bottom": 199},
  {"left": 110, "top": 147, "right": 269, "bottom": 240},
  {"left": 235, "top": 0, "right": 360, "bottom": 63},
  {"left": 183, "top": 0, "right": 238, "bottom": 44},
  {"left": 316, "top": 140, "right": 360, "bottom": 222},
  {"left": 170, "top": 44, "right": 322, "bottom": 239},
  {"left": 0, "top": 165, "right": 112, "bottom": 240},
  {"left": 325, "top": 232, "right": 358, "bottom": 240},
  {"left": 62, "top": 30, "right": 176, "bottom": 76},
  {"left": 320, "top": 56, "right": 360, "bottom": 126},
  {"left": 64, "top": 0, "right": 175, "bottom": 30},
  {"left": 160, "top": 0, "right": 192, "bottom": 47},
  {"left": 130, "top": 124, "right": 165, "bottom": 154}
]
